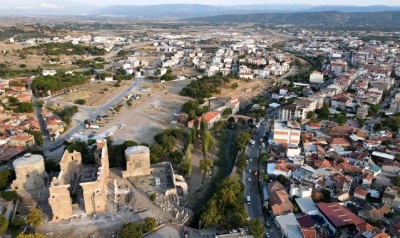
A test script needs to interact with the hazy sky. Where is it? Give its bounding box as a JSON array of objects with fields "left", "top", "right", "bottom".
[
  {"left": 1, "top": 0, "right": 399, "bottom": 7},
  {"left": 79, "top": 0, "right": 399, "bottom": 6}
]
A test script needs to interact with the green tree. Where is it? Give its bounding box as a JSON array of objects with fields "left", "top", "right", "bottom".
[
  {"left": 236, "top": 152, "right": 247, "bottom": 169},
  {"left": 373, "top": 121, "right": 383, "bottom": 131},
  {"left": 74, "top": 99, "right": 86, "bottom": 105},
  {"left": 231, "top": 82, "right": 239, "bottom": 89},
  {"left": 229, "top": 212, "right": 246, "bottom": 227},
  {"left": 7, "top": 96, "right": 19, "bottom": 105},
  {"left": 222, "top": 108, "right": 233, "bottom": 116},
  {"left": 391, "top": 176, "right": 400, "bottom": 186},
  {"left": 15, "top": 102, "right": 34, "bottom": 113},
  {"left": 316, "top": 103, "right": 330, "bottom": 119},
  {"left": 236, "top": 132, "right": 251, "bottom": 151},
  {"left": 180, "top": 143, "right": 193, "bottom": 176},
  {"left": 26, "top": 208, "right": 43, "bottom": 228},
  {"left": 44, "top": 159, "right": 60, "bottom": 173},
  {"left": 278, "top": 97, "right": 287, "bottom": 104},
  {"left": 306, "top": 111, "right": 316, "bottom": 119},
  {"left": 0, "top": 191, "right": 18, "bottom": 201},
  {"left": 277, "top": 175, "right": 288, "bottom": 185},
  {"left": 201, "top": 199, "right": 221, "bottom": 228},
  {"left": 263, "top": 174, "right": 269, "bottom": 182},
  {"left": 199, "top": 158, "right": 213, "bottom": 176},
  {"left": 150, "top": 193, "right": 156, "bottom": 201},
  {"left": 201, "top": 177, "right": 245, "bottom": 228},
  {"left": 370, "top": 104, "right": 380, "bottom": 115},
  {"left": 203, "top": 131, "right": 214, "bottom": 155},
  {"left": 142, "top": 217, "right": 157, "bottom": 233},
  {"left": 321, "top": 189, "right": 331, "bottom": 203},
  {"left": 29, "top": 131, "right": 43, "bottom": 146},
  {"left": 0, "top": 215, "right": 9, "bottom": 234},
  {"left": 0, "top": 170, "right": 12, "bottom": 190},
  {"left": 10, "top": 218, "right": 25, "bottom": 229},
  {"left": 247, "top": 218, "right": 265, "bottom": 238},
  {"left": 260, "top": 153, "right": 269, "bottom": 163},
  {"left": 119, "top": 222, "right": 143, "bottom": 238}
]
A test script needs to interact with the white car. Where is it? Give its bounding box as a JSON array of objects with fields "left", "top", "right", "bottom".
[
  {"left": 248, "top": 177, "right": 252, "bottom": 183},
  {"left": 249, "top": 169, "right": 252, "bottom": 174}
]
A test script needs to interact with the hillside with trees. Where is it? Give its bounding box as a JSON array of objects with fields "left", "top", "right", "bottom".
[{"left": 23, "top": 42, "right": 106, "bottom": 56}]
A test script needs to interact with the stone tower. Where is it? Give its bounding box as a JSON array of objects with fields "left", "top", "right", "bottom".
[
  {"left": 122, "top": 146, "right": 151, "bottom": 178},
  {"left": 11, "top": 153, "right": 48, "bottom": 191}
]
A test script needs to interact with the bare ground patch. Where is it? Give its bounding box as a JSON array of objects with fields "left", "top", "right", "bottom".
[{"left": 56, "top": 80, "right": 131, "bottom": 106}]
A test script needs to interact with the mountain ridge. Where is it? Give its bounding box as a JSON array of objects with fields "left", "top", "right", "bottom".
[
  {"left": 1, "top": 3, "right": 400, "bottom": 17},
  {"left": 187, "top": 11, "right": 400, "bottom": 27}
]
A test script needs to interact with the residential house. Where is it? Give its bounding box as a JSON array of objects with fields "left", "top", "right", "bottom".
[
  {"left": 275, "top": 213, "right": 303, "bottom": 238},
  {"left": 363, "top": 139, "right": 381, "bottom": 150},
  {"left": 329, "top": 138, "right": 351, "bottom": 148},
  {"left": 382, "top": 186, "right": 400, "bottom": 205},
  {"left": 267, "top": 160, "right": 294, "bottom": 178},
  {"left": 331, "top": 95, "right": 352, "bottom": 110},
  {"left": 382, "top": 161, "right": 400, "bottom": 173},
  {"left": 328, "top": 60, "right": 348, "bottom": 75},
  {"left": 268, "top": 181, "right": 293, "bottom": 217},
  {"left": 9, "top": 134, "right": 34, "bottom": 147},
  {"left": 362, "top": 172, "right": 373, "bottom": 188},
  {"left": 357, "top": 104, "right": 370, "bottom": 119},
  {"left": 226, "top": 98, "right": 240, "bottom": 115},
  {"left": 187, "top": 111, "right": 221, "bottom": 129},
  {"left": 358, "top": 204, "right": 391, "bottom": 221},
  {"left": 354, "top": 187, "right": 368, "bottom": 200},
  {"left": 273, "top": 120, "right": 301, "bottom": 146},
  {"left": 289, "top": 184, "right": 312, "bottom": 198},
  {"left": 309, "top": 71, "right": 324, "bottom": 84},
  {"left": 42, "top": 69, "right": 57, "bottom": 76}
]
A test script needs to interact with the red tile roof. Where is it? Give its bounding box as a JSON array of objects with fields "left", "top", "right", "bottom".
[{"left": 301, "top": 227, "right": 317, "bottom": 238}]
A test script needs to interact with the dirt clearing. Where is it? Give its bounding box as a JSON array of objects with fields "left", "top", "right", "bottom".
[
  {"left": 79, "top": 80, "right": 193, "bottom": 144},
  {"left": 215, "top": 79, "right": 272, "bottom": 107},
  {"left": 56, "top": 81, "right": 131, "bottom": 106}
]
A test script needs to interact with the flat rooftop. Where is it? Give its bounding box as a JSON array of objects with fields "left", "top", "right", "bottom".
[
  {"left": 125, "top": 146, "right": 150, "bottom": 155},
  {"left": 13, "top": 153, "right": 43, "bottom": 167}
]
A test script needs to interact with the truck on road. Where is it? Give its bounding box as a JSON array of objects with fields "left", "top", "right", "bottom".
[{"left": 85, "top": 124, "right": 99, "bottom": 129}]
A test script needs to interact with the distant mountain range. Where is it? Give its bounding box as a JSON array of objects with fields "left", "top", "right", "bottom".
[
  {"left": 188, "top": 11, "right": 400, "bottom": 26},
  {"left": 1, "top": 2, "right": 400, "bottom": 18}
]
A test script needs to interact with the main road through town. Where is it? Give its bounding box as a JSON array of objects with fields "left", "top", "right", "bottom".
[{"left": 243, "top": 112, "right": 281, "bottom": 238}]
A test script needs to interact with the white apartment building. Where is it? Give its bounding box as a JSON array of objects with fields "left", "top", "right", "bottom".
[{"left": 273, "top": 121, "right": 301, "bottom": 146}]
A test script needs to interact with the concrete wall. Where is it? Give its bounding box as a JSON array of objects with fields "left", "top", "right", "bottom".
[
  {"left": 48, "top": 150, "right": 82, "bottom": 221},
  {"left": 48, "top": 184, "right": 73, "bottom": 221},
  {"left": 80, "top": 140, "right": 109, "bottom": 216}
]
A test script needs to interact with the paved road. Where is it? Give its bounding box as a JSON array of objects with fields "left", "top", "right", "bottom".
[
  {"left": 28, "top": 82, "right": 52, "bottom": 145},
  {"left": 40, "top": 77, "right": 144, "bottom": 153},
  {"left": 243, "top": 113, "right": 281, "bottom": 238}
]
